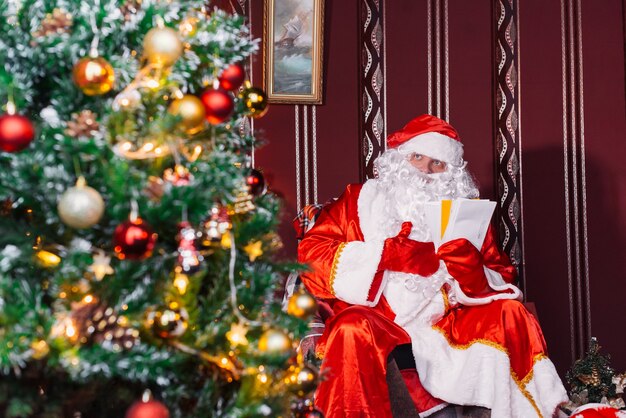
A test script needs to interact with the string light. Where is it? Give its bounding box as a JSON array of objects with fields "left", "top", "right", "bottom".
[{"left": 173, "top": 272, "right": 189, "bottom": 295}]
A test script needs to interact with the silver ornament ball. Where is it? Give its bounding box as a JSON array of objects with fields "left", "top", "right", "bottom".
[{"left": 58, "top": 177, "right": 105, "bottom": 229}]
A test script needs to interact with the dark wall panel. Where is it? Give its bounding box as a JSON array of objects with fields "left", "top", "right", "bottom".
[
  {"left": 448, "top": 0, "right": 495, "bottom": 199},
  {"left": 581, "top": 0, "right": 626, "bottom": 371},
  {"left": 519, "top": 0, "right": 573, "bottom": 374},
  {"left": 385, "top": 2, "right": 429, "bottom": 133},
  {"left": 315, "top": 0, "right": 361, "bottom": 202}
]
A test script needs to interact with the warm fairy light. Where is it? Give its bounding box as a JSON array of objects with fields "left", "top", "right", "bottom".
[
  {"left": 83, "top": 294, "right": 95, "bottom": 304},
  {"left": 178, "top": 17, "right": 199, "bottom": 36},
  {"left": 220, "top": 233, "right": 232, "bottom": 249},
  {"left": 169, "top": 301, "right": 180, "bottom": 310},
  {"left": 191, "top": 145, "right": 202, "bottom": 160},
  {"left": 6, "top": 100, "right": 16, "bottom": 115},
  {"left": 65, "top": 321, "right": 77, "bottom": 339},
  {"left": 257, "top": 372, "right": 269, "bottom": 384},
  {"left": 221, "top": 357, "right": 228, "bottom": 365},
  {"left": 59, "top": 291, "right": 67, "bottom": 299},
  {"left": 173, "top": 89, "right": 184, "bottom": 99},
  {"left": 113, "top": 140, "right": 171, "bottom": 160},
  {"left": 145, "top": 78, "right": 160, "bottom": 89},
  {"left": 173, "top": 273, "right": 189, "bottom": 295}
]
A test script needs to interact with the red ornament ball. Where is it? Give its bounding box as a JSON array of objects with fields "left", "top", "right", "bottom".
[
  {"left": 200, "top": 88, "right": 234, "bottom": 125},
  {"left": 113, "top": 217, "right": 157, "bottom": 260},
  {"left": 0, "top": 114, "right": 35, "bottom": 152},
  {"left": 246, "top": 169, "right": 266, "bottom": 196},
  {"left": 218, "top": 63, "right": 246, "bottom": 91},
  {"left": 125, "top": 399, "right": 169, "bottom": 418}
]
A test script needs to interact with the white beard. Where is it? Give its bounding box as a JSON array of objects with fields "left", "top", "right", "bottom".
[{"left": 378, "top": 165, "right": 461, "bottom": 242}]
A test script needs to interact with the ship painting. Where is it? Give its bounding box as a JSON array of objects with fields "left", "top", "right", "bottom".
[{"left": 272, "top": 0, "right": 314, "bottom": 95}]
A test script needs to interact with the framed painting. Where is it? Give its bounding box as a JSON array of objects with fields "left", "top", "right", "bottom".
[{"left": 263, "top": 0, "right": 324, "bottom": 104}]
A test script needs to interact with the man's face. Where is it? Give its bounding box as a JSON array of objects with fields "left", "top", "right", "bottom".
[{"left": 405, "top": 152, "right": 447, "bottom": 174}]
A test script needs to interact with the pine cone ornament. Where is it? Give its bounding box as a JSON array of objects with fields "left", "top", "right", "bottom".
[
  {"left": 578, "top": 368, "right": 601, "bottom": 387},
  {"left": 32, "top": 8, "right": 73, "bottom": 38},
  {"left": 74, "top": 302, "right": 140, "bottom": 351},
  {"left": 65, "top": 110, "right": 99, "bottom": 139}
]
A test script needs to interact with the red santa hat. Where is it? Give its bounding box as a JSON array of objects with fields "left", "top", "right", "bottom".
[{"left": 386, "top": 114, "right": 464, "bottom": 166}]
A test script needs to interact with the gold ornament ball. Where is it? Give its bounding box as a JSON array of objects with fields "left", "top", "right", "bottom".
[
  {"left": 34, "top": 249, "right": 62, "bottom": 268},
  {"left": 168, "top": 95, "right": 206, "bottom": 134},
  {"left": 73, "top": 56, "right": 115, "bottom": 96},
  {"left": 147, "top": 305, "right": 189, "bottom": 339},
  {"left": 284, "top": 365, "right": 318, "bottom": 397},
  {"left": 31, "top": 339, "right": 50, "bottom": 360},
  {"left": 143, "top": 26, "right": 183, "bottom": 67},
  {"left": 57, "top": 177, "right": 105, "bottom": 229},
  {"left": 258, "top": 328, "right": 292, "bottom": 354},
  {"left": 287, "top": 290, "right": 318, "bottom": 319},
  {"left": 239, "top": 87, "right": 269, "bottom": 118}
]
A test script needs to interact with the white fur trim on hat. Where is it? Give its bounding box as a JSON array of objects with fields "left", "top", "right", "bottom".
[{"left": 397, "top": 132, "right": 464, "bottom": 166}]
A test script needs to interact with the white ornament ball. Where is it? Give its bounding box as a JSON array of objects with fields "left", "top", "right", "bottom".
[{"left": 58, "top": 177, "right": 105, "bottom": 229}]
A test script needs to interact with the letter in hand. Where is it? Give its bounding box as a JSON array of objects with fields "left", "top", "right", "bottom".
[{"left": 379, "top": 222, "right": 440, "bottom": 277}]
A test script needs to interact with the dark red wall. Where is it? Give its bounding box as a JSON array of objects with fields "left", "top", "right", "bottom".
[{"left": 228, "top": 0, "right": 626, "bottom": 375}]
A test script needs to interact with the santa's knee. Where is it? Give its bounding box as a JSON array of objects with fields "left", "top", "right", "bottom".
[
  {"left": 494, "top": 299, "right": 531, "bottom": 318},
  {"left": 326, "top": 306, "right": 381, "bottom": 344},
  {"left": 490, "top": 299, "right": 541, "bottom": 331}
]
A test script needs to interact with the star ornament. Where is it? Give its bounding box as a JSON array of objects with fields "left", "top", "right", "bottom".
[
  {"left": 88, "top": 250, "right": 114, "bottom": 280},
  {"left": 243, "top": 240, "right": 263, "bottom": 262},
  {"left": 226, "top": 322, "right": 249, "bottom": 347}
]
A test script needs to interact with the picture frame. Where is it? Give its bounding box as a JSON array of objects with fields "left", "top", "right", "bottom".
[{"left": 263, "top": 0, "right": 324, "bottom": 104}]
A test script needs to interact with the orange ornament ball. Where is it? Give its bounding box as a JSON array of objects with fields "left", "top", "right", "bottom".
[{"left": 73, "top": 56, "right": 115, "bottom": 96}]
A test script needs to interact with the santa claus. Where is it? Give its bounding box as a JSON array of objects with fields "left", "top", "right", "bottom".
[{"left": 298, "top": 115, "right": 569, "bottom": 417}]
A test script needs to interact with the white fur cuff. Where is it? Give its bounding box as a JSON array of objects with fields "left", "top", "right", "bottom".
[
  {"left": 332, "top": 240, "right": 386, "bottom": 306},
  {"left": 397, "top": 132, "right": 464, "bottom": 166}
]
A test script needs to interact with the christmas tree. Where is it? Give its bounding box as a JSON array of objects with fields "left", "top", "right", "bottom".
[
  {"left": 0, "top": 1, "right": 320, "bottom": 417},
  {"left": 565, "top": 337, "right": 626, "bottom": 411}
]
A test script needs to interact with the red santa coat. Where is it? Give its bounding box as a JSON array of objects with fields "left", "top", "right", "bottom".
[{"left": 298, "top": 181, "right": 568, "bottom": 417}]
